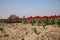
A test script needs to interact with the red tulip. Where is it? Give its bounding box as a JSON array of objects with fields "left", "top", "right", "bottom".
[
  {"left": 33, "top": 16, "right": 41, "bottom": 19},
  {"left": 28, "top": 16, "right": 32, "bottom": 18},
  {"left": 29, "top": 19, "right": 32, "bottom": 23},
  {"left": 57, "top": 15, "right": 60, "bottom": 18},
  {"left": 22, "top": 18, "right": 26, "bottom": 20}
]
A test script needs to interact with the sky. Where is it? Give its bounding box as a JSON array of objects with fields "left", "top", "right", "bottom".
[{"left": 0, "top": 0, "right": 60, "bottom": 18}]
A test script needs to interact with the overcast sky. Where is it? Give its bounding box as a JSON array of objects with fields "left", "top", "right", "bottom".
[{"left": 0, "top": 0, "right": 60, "bottom": 18}]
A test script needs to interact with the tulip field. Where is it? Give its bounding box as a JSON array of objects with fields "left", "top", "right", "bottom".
[{"left": 0, "top": 15, "right": 60, "bottom": 27}]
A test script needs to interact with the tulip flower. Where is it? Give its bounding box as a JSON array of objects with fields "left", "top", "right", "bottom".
[{"left": 29, "top": 19, "right": 32, "bottom": 24}]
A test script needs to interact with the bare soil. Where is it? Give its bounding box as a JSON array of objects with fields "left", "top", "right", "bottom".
[{"left": 0, "top": 23, "right": 60, "bottom": 40}]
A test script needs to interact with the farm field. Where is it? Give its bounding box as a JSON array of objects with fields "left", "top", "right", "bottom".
[
  {"left": 0, "top": 23, "right": 60, "bottom": 40},
  {"left": 0, "top": 0, "right": 60, "bottom": 40},
  {"left": 0, "top": 15, "right": 60, "bottom": 40}
]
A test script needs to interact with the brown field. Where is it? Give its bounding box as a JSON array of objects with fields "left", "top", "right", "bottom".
[{"left": 0, "top": 23, "right": 60, "bottom": 40}]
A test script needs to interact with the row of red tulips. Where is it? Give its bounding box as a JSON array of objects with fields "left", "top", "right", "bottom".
[
  {"left": 0, "top": 15, "right": 60, "bottom": 28},
  {"left": 0, "top": 15, "right": 60, "bottom": 24},
  {"left": 0, "top": 15, "right": 60, "bottom": 20}
]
